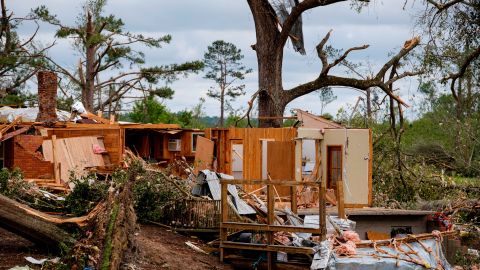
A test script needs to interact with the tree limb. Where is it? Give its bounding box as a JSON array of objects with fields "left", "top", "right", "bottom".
[
  {"left": 425, "top": 0, "right": 465, "bottom": 12},
  {"left": 285, "top": 35, "right": 421, "bottom": 107}
]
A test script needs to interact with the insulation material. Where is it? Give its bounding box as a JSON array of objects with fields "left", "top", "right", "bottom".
[{"left": 43, "top": 136, "right": 107, "bottom": 183}]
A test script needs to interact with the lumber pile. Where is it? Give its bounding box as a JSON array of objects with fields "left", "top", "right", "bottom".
[{"left": 25, "top": 178, "right": 70, "bottom": 192}]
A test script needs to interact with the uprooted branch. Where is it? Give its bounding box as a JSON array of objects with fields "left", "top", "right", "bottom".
[{"left": 285, "top": 32, "right": 422, "bottom": 107}]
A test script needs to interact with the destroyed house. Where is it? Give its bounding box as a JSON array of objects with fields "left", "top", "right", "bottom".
[
  {"left": 121, "top": 124, "right": 204, "bottom": 163},
  {"left": 204, "top": 112, "right": 373, "bottom": 208},
  {"left": 0, "top": 71, "right": 205, "bottom": 189}
]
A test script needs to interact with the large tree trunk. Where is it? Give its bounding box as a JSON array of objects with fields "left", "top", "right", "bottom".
[
  {"left": 0, "top": 194, "right": 75, "bottom": 248},
  {"left": 83, "top": 11, "right": 96, "bottom": 112},
  {"left": 220, "top": 88, "right": 225, "bottom": 127},
  {"left": 248, "top": 0, "right": 287, "bottom": 127}
]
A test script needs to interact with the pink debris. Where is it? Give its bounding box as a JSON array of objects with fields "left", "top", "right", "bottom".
[
  {"left": 343, "top": 230, "right": 361, "bottom": 243},
  {"left": 335, "top": 240, "right": 357, "bottom": 255},
  {"left": 92, "top": 144, "right": 107, "bottom": 154}
]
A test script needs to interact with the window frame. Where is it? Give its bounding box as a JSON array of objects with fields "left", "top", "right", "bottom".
[
  {"left": 191, "top": 132, "right": 205, "bottom": 153},
  {"left": 327, "top": 145, "right": 343, "bottom": 189}
]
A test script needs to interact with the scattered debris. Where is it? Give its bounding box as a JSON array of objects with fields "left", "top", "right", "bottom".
[{"left": 185, "top": 241, "right": 208, "bottom": 254}]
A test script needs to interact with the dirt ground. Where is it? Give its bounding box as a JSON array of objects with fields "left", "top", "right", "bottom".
[
  {"left": 127, "top": 224, "right": 233, "bottom": 270},
  {"left": 0, "top": 227, "right": 50, "bottom": 270},
  {"left": 0, "top": 225, "right": 233, "bottom": 270}
]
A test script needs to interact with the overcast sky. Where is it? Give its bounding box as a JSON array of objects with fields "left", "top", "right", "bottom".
[{"left": 10, "top": 0, "right": 424, "bottom": 118}]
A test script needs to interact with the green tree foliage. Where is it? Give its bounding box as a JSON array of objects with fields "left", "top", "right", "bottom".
[
  {"left": 317, "top": 87, "right": 336, "bottom": 115},
  {"left": 128, "top": 96, "right": 175, "bottom": 124},
  {"left": 126, "top": 96, "right": 207, "bottom": 129},
  {"left": 0, "top": 0, "right": 48, "bottom": 99},
  {"left": 203, "top": 40, "right": 252, "bottom": 127},
  {"left": 33, "top": 0, "right": 203, "bottom": 113}
]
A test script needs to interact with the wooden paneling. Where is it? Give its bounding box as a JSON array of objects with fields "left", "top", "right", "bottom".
[
  {"left": 193, "top": 136, "right": 214, "bottom": 173},
  {"left": 205, "top": 128, "right": 296, "bottom": 193},
  {"left": 45, "top": 127, "right": 123, "bottom": 165},
  {"left": 267, "top": 141, "right": 295, "bottom": 196}
]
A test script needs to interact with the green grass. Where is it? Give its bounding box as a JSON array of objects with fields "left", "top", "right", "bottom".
[{"left": 450, "top": 176, "right": 480, "bottom": 186}]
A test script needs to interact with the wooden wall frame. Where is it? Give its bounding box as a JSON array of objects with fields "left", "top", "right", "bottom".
[{"left": 219, "top": 179, "right": 326, "bottom": 269}]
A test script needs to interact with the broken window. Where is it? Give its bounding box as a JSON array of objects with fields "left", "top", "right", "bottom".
[{"left": 191, "top": 132, "right": 205, "bottom": 152}]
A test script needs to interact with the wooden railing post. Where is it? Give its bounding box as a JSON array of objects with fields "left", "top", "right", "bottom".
[
  {"left": 267, "top": 182, "right": 275, "bottom": 270},
  {"left": 220, "top": 180, "right": 228, "bottom": 262}
]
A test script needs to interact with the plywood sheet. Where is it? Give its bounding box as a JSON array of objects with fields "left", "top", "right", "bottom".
[
  {"left": 193, "top": 136, "right": 214, "bottom": 174},
  {"left": 43, "top": 136, "right": 107, "bottom": 182},
  {"left": 267, "top": 141, "right": 295, "bottom": 196}
]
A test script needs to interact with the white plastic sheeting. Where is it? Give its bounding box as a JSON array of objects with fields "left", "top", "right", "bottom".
[{"left": 0, "top": 107, "right": 74, "bottom": 122}]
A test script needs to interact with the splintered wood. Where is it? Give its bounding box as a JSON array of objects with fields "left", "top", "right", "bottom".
[{"left": 42, "top": 136, "right": 109, "bottom": 183}]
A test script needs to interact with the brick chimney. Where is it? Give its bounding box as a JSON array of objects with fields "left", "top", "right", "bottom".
[{"left": 36, "top": 71, "right": 58, "bottom": 122}]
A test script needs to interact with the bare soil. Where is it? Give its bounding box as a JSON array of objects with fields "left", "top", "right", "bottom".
[
  {"left": 0, "top": 227, "right": 50, "bottom": 270},
  {"left": 0, "top": 224, "right": 233, "bottom": 270},
  {"left": 127, "top": 224, "right": 233, "bottom": 270}
]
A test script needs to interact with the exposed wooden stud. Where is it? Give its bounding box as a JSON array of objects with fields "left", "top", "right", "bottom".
[
  {"left": 51, "top": 135, "right": 60, "bottom": 184},
  {"left": 337, "top": 180, "right": 346, "bottom": 219}
]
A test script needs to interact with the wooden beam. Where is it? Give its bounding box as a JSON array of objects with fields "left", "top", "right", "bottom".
[
  {"left": 221, "top": 222, "right": 322, "bottom": 234},
  {"left": 80, "top": 112, "right": 111, "bottom": 124},
  {"left": 257, "top": 116, "right": 296, "bottom": 120},
  {"left": 0, "top": 126, "right": 30, "bottom": 142},
  {"left": 337, "top": 180, "right": 346, "bottom": 219},
  {"left": 219, "top": 179, "right": 320, "bottom": 186},
  {"left": 220, "top": 241, "right": 315, "bottom": 254},
  {"left": 51, "top": 135, "right": 60, "bottom": 184}
]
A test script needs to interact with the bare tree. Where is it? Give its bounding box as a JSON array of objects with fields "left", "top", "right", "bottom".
[
  {"left": 247, "top": 0, "right": 422, "bottom": 127},
  {"left": 33, "top": 0, "right": 203, "bottom": 113},
  {"left": 0, "top": 0, "right": 50, "bottom": 96}
]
